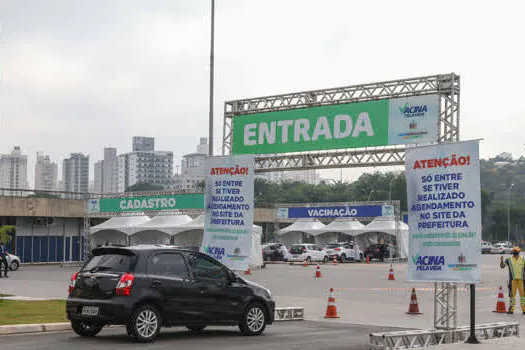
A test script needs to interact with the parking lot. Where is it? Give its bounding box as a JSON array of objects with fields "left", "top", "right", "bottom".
[{"left": 0, "top": 254, "right": 524, "bottom": 348}]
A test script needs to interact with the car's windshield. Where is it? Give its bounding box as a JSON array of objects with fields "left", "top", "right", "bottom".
[{"left": 82, "top": 253, "right": 136, "bottom": 273}]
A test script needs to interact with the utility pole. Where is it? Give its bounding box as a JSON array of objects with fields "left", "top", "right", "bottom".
[{"left": 208, "top": 0, "right": 215, "bottom": 156}]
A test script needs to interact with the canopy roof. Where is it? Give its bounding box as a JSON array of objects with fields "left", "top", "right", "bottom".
[
  {"left": 276, "top": 218, "right": 326, "bottom": 236},
  {"left": 317, "top": 218, "right": 366, "bottom": 236},
  {"left": 90, "top": 215, "right": 151, "bottom": 236},
  {"left": 354, "top": 217, "right": 408, "bottom": 236},
  {"left": 171, "top": 215, "right": 206, "bottom": 234},
  {"left": 134, "top": 215, "right": 193, "bottom": 235}
]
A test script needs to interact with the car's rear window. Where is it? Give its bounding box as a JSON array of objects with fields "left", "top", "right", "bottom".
[{"left": 82, "top": 253, "right": 136, "bottom": 273}]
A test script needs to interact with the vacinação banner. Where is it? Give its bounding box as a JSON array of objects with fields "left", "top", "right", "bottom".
[
  {"left": 277, "top": 204, "right": 394, "bottom": 219},
  {"left": 405, "top": 140, "right": 481, "bottom": 283},
  {"left": 232, "top": 94, "right": 438, "bottom": 154}
]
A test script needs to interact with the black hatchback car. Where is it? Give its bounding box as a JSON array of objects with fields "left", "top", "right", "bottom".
[{"left": 66, "top": 245, "right": 275, "bottom": 342}]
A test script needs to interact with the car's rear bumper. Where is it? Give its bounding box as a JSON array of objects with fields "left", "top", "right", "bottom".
[{"left": 66, "top": 297, "right": 134, "bottom": 325}]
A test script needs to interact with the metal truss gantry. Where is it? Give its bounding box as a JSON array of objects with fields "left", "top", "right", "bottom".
[
  {"left": 434, "top": 282, "right": 458, "bottom": 330},
  {"left": 222, "top": 73, "right": 460, "bottom": 172}
]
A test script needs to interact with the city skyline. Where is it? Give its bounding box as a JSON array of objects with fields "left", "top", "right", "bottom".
[{"left": 1, "top": 1, "right": 525, "bottom": 188}]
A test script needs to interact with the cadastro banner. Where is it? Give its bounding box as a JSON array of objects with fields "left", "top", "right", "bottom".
[
  {"left": 405, "top": 140, "right": 481, "bottom": 283},
  {"left": 202, "top": 155, "right": 255, "bottom": 271},
  {"left": 86, "top": 193, "right": 204, "bottom": 214},
  {"left": 277, "top": 204, "right": 394, "bottom": 219},
  {"left": 232, "top": 94, "right": 438, "bottom": 154}
]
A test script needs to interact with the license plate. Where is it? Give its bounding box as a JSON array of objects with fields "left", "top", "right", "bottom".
[{"left": 81, "top": 306, "right": 99, "bottom": 316}]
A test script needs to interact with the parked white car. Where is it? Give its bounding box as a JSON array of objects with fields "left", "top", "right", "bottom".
[
  {"left": 323, "top": 242, "right": 364, "bottom": 263},
  {"left": 289, "top": 244, "right": 329, "bottom": 263},
  {"left": 491, "top": 243, "right": 512, "bottom": 254},
  {"left": 481, "top": 241, "right": 493, "bottom": 254},
  {"left": 5, "top": 253, "right": 20, "bottom": 271}
]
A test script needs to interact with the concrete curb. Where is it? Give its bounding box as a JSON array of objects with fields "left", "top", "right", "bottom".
[{"left": 0, "top": 323, "right": 71, "bottom": 335}]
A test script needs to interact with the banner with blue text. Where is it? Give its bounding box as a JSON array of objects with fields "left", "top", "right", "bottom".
[
  {"left": 405, "top": 140, "right": 481, "bottom": 283},
  {"left": 277, "top": 205, "right": 394, "bottom": 219},
  {"left": 201, "top": 155, "right": 255, "bottom": 271}
]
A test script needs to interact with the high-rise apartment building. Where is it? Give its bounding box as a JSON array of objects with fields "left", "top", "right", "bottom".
[
  {"left": 118, "top": 138, "right": 173, "bottom": 192},
  {"left": 93, "top": 148, "right": 118, "bottom": 194},
  {"left": 93, "top": 160, "right": 103, "bottom": 193},
  {"left": 34, "top": 152, "right": 58, "bottom": 191},
  {"left": 132, "top": 136, "right": 155, "bottom": 152},
  {"left": 171, "top": 137, "right": 208, "bottom": 190},
  {"left": 0, "top": 146, "right": 28, "bottom": 191},
  {"left": 62, "top": 153, "right": 89, "bottom": 195}
]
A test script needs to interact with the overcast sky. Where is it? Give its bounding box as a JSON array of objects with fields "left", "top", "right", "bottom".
[{"left": 1, "top": 0, "right": 525, "bottom": 186}]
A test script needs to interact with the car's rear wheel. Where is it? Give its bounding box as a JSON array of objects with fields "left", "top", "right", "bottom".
[
  {"left": 323, "top": 256, "right": 328, "bottom": 263},
  {"left": 239, "top": 303, "right": 267, "bottom": 336},
  {"left": 340, "top": 254, "right": 346, "bottom": 263},
  {"left": 9, "top": 260, "right": 19, "bottom": 271},
  {"left": 71, "top": 320, "right": 104, "bottom": 337},
  {"left": 306, "top": 256, "right": 311, "bottom": 263},
  {"left": 128, "top": 305, "right": 161, "bottom": 343}
]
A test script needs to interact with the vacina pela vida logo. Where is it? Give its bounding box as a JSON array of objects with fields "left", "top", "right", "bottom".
[
  {"left": 412, "top": 254, "right": 445, "bottom": 271},
  {"left": 203, "top": 246, "right": 225, "bottom": 260},
  {"left": 399, "top": 102, "right": 428, "bottom": 118}
]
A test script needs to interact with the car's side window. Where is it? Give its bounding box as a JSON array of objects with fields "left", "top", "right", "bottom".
[
  {"left": 187, "top": 254, "right": 230, "bottom": 282},
  {"left": 148, "top": 253, "right": 189, "bottom": 278}
]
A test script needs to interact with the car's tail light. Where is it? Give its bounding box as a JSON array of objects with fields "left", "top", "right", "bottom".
[
  {"left": 335, "top": 248, "right": 341, "bottom": 251},
  {"left": 375, "top": 249, "right": 380, "bottom": 252},
  {"left": 69, "top": 272, "right": 79, "bottom": 294},
  {"left": 116, "top": 273, "right": 135, "bottom": 296}
]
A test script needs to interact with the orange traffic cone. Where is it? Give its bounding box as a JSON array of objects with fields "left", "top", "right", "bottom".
[
  {"left": 303, "top": 257, "right": 308, "bottom": 267},
  {"left": 493, "top": 286, "right": 507, "bottom": 313},
  {"left": 406, "top": 288, "right": 422, "bottom": 315},
  {"left": 332, "top": 257, "right": 338, "bottom": 265},
  {"left": 366, "top": 255, "right": 371, "bottom": 264},
  {"left": 388, "top": 264, "right": 395, "bottom": 281},
  {"left": 314, "top": 265, "right": 322, "bottom": 278},
  {"left": 244, "top": 267, "right": 252, "bottom": 275},
  {"left": 324, "top": 288, "right": 340, "bottom": 318}
]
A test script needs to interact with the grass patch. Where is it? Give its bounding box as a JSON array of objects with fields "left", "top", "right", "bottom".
[
  {"left": 0, "top": 299, "right": 68, "bottom": 325},
  {"left": 0, "top": 294, "right": 13, "bottom": 297}
]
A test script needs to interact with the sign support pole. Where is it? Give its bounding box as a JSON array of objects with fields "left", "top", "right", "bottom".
[{"left": 465, "top": 283, "right": 479, "bottom": 344}]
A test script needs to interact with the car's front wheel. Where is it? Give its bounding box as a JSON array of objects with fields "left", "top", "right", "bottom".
[
  {"left": 128, "top": 305, "right": 161, "bottom": 343},
  {"left": 9, "top": 260, "right": 19, "bottom": 271},
  {"left": 239, "top": 303, "right": 267, "bottom": 336},
  {"left": 71, "top": 320, "right": 104, "bottom": 337}
]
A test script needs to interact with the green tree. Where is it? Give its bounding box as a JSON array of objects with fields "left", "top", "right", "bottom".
[
  {"left": 125, "top": 182, "right": 164, "bottom": 192},
  {"left": 28, "top": 191, "right": 59, "bottom": 199},
  {"left": 0, "top": 225, "right": 15, "bottom": 245}
]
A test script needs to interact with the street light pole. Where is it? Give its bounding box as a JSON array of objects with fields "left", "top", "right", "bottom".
[
  {"left": 508, "top": 184, "right": 514, "bottom": 244},
  {"left": 208, "top": 0, "right": 215, "bottom": 157}
]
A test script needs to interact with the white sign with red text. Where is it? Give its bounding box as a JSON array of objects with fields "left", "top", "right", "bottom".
[
  {"left": 201, "top": 155, "right": 255, "bottom": 271},
  {"left": 405, "top": 140, "right": 481, "bottom": 283}
]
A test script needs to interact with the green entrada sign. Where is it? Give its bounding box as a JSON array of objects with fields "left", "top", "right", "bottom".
[
  {"left": 231, "top": 95, "right": 439, "bottom": 154},
  {"left": 86, "top": 193, "right": 205, "bottom": 214}
]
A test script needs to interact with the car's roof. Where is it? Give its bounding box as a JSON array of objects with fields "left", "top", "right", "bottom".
[{"left": 92, "top": 245, "right": 198, "bottom": 256}]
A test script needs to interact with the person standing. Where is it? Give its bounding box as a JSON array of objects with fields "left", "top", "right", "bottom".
[
  {"left": 501, "top": 246, "right": 525, "bottom": 314},
  {"left": 0, "top": 242, "right": 8, "bottom": 278}
]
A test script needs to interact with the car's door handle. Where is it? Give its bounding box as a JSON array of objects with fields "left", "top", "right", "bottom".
[{"left": 151, "top": 280, "right": 162, "bottom": 288}]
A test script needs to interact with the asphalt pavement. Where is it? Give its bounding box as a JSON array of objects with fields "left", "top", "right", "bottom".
[
  {"left": 0, "top": 321, "right": 403, "bottom": 350},
  {"left": 1, "top": 254, "right": 524, "bottom": 349}
]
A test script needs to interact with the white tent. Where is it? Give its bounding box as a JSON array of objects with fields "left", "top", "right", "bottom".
[
  {"left": 90, "top": 215, "right": 151, "bottom": 247},
  {"left": 354, "top": 218, "right": 409, "bottom": 258},
  {"left": 130, "top": 215, "right": 192, "bottom": 245},
  {"left": 276, "top": 219, "right": 326, "bottom": 248},
  {"left": 171, "top": 215, "right": 264, "bottom": 269},
  {"left": 313, "top": 218, "right": 366, "bottom": 247}
]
